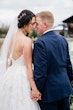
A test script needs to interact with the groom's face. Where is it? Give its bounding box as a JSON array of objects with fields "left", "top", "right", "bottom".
[{"left": 36, "top": 16, "right": 46, "bottom": 36}]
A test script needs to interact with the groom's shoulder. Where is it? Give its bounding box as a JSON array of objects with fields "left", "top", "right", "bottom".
[
  {"left": 34, "top": 37, "right": 46, "bottom": 48},
  {"left": 35, "top": 36, "right": 44, "bottom": 44},
  {"left": 36, "top": 34, "right": 46, "bottom": 42}
]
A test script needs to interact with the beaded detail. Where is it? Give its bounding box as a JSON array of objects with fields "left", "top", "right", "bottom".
[
  {"left": 8, "top": 54, "right": 12, "bottom": 66},
  {"left": 18, "top": 13, "right": 26, "bottom": 21}
]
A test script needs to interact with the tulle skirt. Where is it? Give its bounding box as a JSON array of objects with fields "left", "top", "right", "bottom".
[{"left": 0, "top": 65, "right": 40, "bottom": 110}]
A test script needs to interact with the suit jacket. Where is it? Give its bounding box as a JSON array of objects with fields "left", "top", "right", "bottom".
[{"left": 33, "top": 30, "right": 73, "bottom": 103}]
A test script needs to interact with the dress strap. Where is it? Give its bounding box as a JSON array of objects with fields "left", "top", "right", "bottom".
[
  {"left": 7, "top": 36, "right": 16, "bottom": 66},
  {"left": 10, "top": 35, "right": 16, "bottom": 56}
]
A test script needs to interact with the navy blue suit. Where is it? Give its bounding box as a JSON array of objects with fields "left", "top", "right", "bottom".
[{"left": 33, "top": 31, "right": 73, "bottom": 110}]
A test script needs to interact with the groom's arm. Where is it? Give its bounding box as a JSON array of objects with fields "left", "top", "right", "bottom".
[{"left": 33, "top": 40, "right": 47, "bottom": 93}]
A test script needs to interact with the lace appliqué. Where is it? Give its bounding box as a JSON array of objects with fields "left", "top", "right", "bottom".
[{"left": 7, "top": 55, "right": 12, "bottom": 67}]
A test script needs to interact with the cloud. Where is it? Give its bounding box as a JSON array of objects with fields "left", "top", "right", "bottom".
[
  {"left": 0, "top": 0, "right": 73, "bottom": 10},
  {"left": 0, "top": 0, "right": 73, "bottom": 25}
]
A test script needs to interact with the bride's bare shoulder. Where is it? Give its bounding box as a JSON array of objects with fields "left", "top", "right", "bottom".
[
  {"left": 25, "top": 37, "right": 32, "bottom": 42},
  {"left": 24, "top": 37, "right": 32, "bottom": 47}
]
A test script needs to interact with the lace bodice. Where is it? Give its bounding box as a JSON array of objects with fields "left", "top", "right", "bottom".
[
  {"left": 12, "top": 55, "right": 25, "bottom": 65},
  {"left": 8, "top": 55, "right": 25, "bottom": 66}
]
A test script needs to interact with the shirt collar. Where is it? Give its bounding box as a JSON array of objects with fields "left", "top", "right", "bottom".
[{"left": 43, "top": 29, "right": 53, "bottom": 35}]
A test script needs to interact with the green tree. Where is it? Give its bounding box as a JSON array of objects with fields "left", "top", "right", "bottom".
[{"left": 29, "top": 29, "right": 38, "bottom": 38}]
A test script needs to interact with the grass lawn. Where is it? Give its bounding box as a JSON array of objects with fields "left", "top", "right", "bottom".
[
  {"left": 67, "top": 38, "right": 73, "bottom": 67},
  {"left": 68, "top": 39, "right": 73, "bottom": 110},
  {"left": 70, "top": 104, "right": 73, "bottom": 110}
]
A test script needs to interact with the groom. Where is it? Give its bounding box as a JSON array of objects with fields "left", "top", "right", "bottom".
[{"left": 33, "top": 11, "right": 73, "bottom": 110}]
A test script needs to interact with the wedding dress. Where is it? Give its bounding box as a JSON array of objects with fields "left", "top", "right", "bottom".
[
  {"left": 0, "top": 18, "right": 40, "bottom": 110},
  {"left": 0, "top": 54, "right": 40, "bottom": 110}
]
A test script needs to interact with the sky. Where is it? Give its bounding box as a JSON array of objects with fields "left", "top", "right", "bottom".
[{"left": 0, "top": 0, "right": 73, "bottom": 26}]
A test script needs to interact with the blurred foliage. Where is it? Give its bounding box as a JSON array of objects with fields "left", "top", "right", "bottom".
[
  {"left": 29, "top": 29, "right": 39, "bottom": 38},
  {"left": 0, "top": 27, "right": 39, "bottom": 39},
  {"left": 0, "top": 26, "right": 9, "bottom": 38}
]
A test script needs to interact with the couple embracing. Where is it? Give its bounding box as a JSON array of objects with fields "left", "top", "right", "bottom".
[{"left": 0, "top": 9, "right": 73, "bottom": 110}]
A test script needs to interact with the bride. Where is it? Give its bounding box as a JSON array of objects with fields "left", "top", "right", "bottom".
[{"left": 0, "top": 9, "right": 41, "bottom": 110}]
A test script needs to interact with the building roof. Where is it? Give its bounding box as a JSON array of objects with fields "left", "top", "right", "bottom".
[{"left": 63, "top": 16, "right": 73, "bottom": 23}]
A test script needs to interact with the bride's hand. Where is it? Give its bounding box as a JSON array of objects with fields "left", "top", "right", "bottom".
[{"left": 30, "top": 88, "right": 42, "bottom": 101}]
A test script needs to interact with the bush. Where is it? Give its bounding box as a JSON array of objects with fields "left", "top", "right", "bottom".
[
  {"left": 0, "top": 26, "right": 9, "bottom": 38},
  {"left": 29, "top": 29, "right": 38, "bottom": 38}
]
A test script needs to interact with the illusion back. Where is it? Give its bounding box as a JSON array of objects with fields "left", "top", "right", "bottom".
[{"left": 12, "top": 55, "right": 25, "bottom": 66}]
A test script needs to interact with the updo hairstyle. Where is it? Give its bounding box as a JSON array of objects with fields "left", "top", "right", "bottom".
[{"left": 18, "top": 9, "right": 35, "bottom": 28}]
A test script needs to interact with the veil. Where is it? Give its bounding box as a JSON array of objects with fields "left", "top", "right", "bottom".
[{"left": 0, "top": 17, "right": 18, "bottom": 74}]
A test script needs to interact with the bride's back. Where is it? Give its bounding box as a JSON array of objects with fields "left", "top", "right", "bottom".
[{"left": 10, "top": 31, "right": 28, "bottom": 60}]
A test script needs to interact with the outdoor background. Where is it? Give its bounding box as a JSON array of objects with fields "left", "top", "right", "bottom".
[{"left": 0, "top": 0, "right": 73, "bottom": 109}]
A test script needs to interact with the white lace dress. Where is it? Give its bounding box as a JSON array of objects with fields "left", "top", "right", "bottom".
[{"left": 0, "top": 55, "right": 40, "bottom": 110}]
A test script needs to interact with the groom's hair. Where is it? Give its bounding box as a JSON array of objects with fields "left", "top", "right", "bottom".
[
  {"left": 18, "top": 9, "right": 35, "bottom": 28},
  {"left": 36, "top": 11, "right": 54, "bottom": 27}
]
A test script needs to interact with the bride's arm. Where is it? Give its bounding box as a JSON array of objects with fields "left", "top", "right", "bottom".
[
  {"left": 23, "top": 38, "right": 41, "bottom": 100},
  {"left": 23, "top": 38, "right": 38, "bottom": 89}
]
